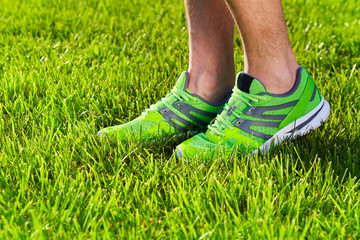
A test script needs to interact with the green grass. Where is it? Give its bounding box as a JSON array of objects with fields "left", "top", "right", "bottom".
[{"left": 0, "top": 0, "right": 359, "bottom": 238}]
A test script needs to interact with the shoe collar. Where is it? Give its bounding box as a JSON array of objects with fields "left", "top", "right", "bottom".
[{"left": 236, "top": 66, "right": 304, "bottom": 97}]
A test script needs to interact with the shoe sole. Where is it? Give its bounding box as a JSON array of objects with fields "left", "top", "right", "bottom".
[{"left": 254, "top": 95, "right": 330, "bottom": 155}]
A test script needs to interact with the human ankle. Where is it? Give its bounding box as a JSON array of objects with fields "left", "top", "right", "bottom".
[{"left": 187, "top": 71, "right": 234, "bottom": 103}]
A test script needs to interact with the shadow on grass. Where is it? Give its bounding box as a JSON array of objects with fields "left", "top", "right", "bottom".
[
  {"left": 271, "top": 128, "right": 360, "bottom": 179},
  {"left": 93, "top": 122, "right": 359, "bottom": 184}
]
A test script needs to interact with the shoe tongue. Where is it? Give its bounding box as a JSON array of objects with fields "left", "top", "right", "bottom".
[
  {"left": 236, "top": 72, "right": 266, "bottom": 95},
  {"left": 175, "top": 71, "right": 189, "bottom": 91},
  {"left": 175, "top": 71, "right": 195, "bottom": 94}
]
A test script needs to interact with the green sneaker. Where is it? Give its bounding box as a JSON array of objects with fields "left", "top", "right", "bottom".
[
  {"left": 98, "top": 72, "right": 228, "bottom": 140},
  {"left": 175, "top": 67, "right": 330, "bottom": 160}
]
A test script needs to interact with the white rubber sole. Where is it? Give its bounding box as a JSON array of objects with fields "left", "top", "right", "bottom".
[{"left": 253, "top": 96, "right": 330, "bottom": 155}]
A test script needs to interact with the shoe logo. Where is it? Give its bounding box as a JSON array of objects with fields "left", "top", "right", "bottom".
[
  {"left": 233, "top": 100, "right": 298, "bottom": 140},
  {"left": 160, "top": 101, "right": 218, "bottom": 132}
]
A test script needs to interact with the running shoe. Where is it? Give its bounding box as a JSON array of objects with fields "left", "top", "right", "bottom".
[
  {"left": 98, "top": 71, "right": 228, "bottom": 140},
  {"left": 175, "top": 67, "right": 330, "bottom": 160}
]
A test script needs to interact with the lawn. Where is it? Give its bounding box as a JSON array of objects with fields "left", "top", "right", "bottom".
[{"left": 0, "top": 0, "right": 359, "bottom": 238}]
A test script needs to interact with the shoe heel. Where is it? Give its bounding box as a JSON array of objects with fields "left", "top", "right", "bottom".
[
  {"left": 256, "top": 96, "right": 330, "bottom": 155},
  {"left": 295, "top": 98, "right": 330, "bottom": 137}
]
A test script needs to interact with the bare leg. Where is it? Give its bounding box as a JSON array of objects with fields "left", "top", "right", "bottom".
[
  {"left": 224, "top": 0, "right": 299, "bottom": 94},
  {"left": 185, "top": 0, "right": 235, "bottom": 102}
]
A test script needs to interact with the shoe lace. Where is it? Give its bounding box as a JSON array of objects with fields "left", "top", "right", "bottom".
[
  {"left": 143, "top": 86, "right": 199, "bottom": 116},
  {"left": 208, "top": 88, "right": 267, "bottom": 137}
]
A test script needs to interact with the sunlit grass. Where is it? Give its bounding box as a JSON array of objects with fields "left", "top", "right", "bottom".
[{"left": 0, "top": 0, "right": 359, "bottom": 238}]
